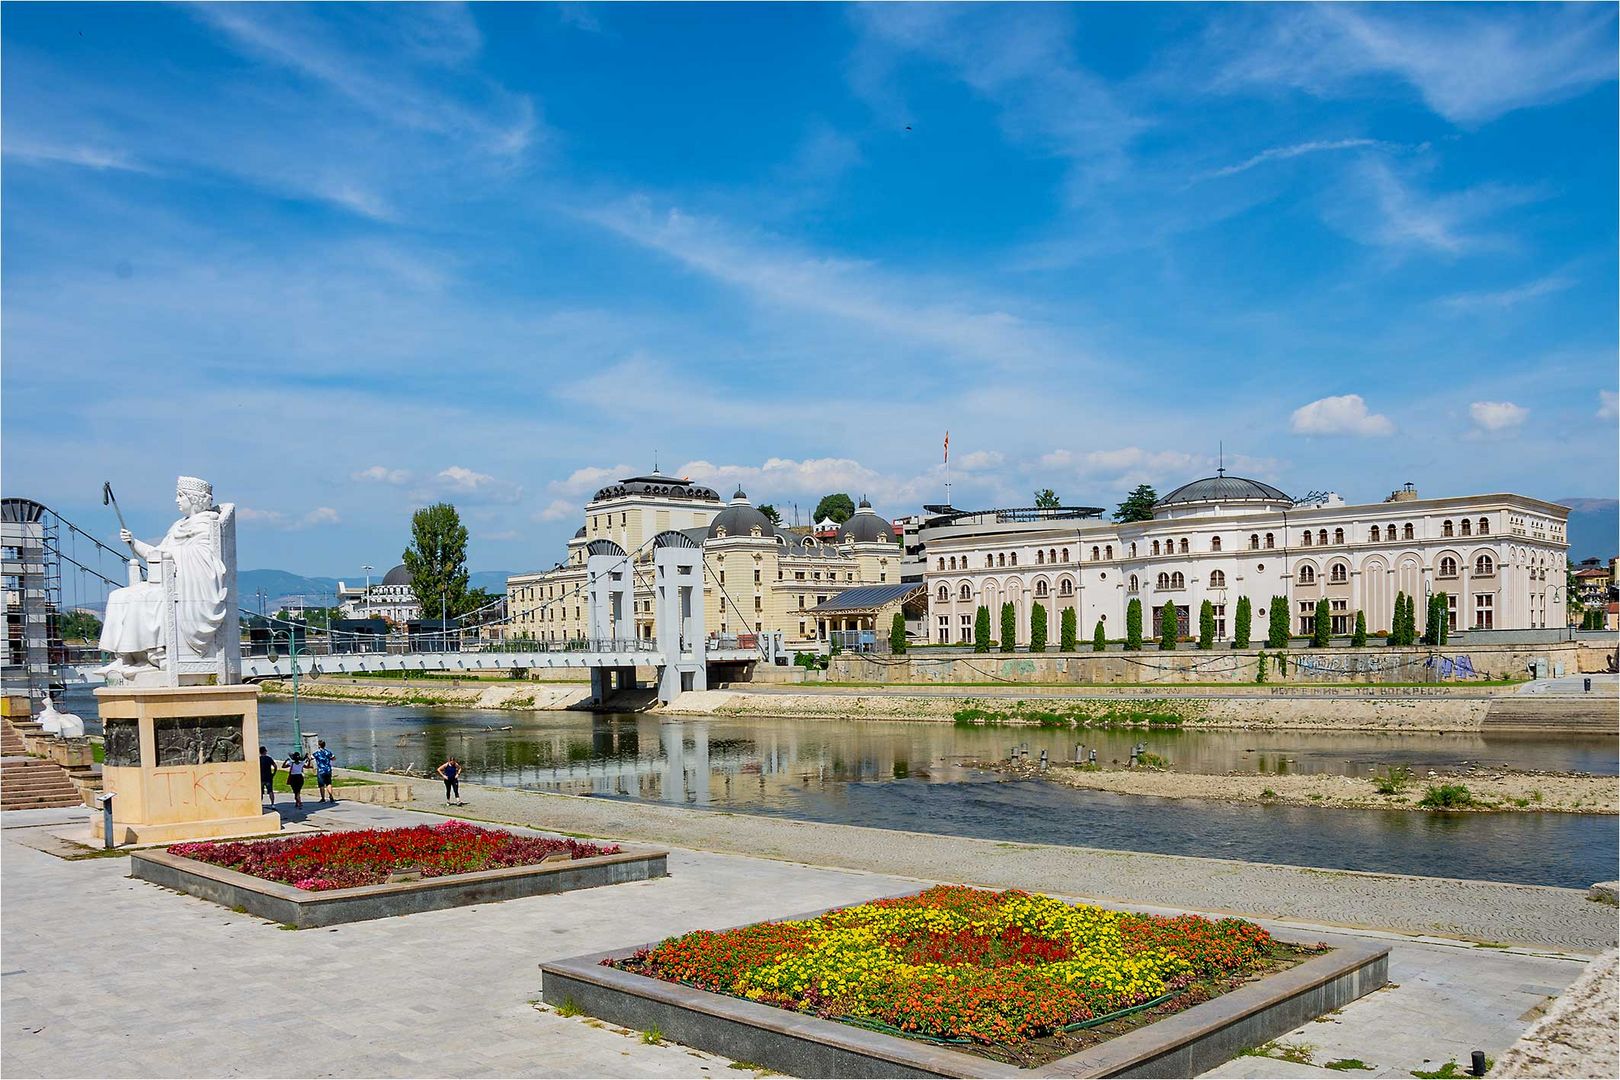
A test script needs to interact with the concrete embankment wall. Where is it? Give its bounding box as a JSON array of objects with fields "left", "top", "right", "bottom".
[
  {"left": 828, "top": 641, "right": 1580, "bottom": 686},
  {"left": 258, "top": 680, "right": 590, "bottom": 711}
]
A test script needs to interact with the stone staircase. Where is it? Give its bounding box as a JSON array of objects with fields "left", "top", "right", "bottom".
[
  {"left": 1484, "top": 695, "right": 1620, "bottom": 734},
  {"left": 2, "top": 719, "right": 93, "bottom": 811}
]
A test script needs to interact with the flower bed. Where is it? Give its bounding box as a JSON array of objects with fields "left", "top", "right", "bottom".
[
  {"left": 608, "top": 886, "right": 1319, "bottom": 1064},
  {"left": 170, "top": 822, "right": 620, "bottom": 891}
]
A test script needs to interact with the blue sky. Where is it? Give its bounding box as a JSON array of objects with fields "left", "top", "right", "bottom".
[{"left": 3, "top": 2, "right": 1616, "bottom": 576}]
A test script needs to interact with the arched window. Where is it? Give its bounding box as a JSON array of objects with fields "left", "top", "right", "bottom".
[
  {"left": 1035, "top": 580, "right": 1049, "bottom": 597},
  {"left": 1264, "top": 533, "right": 1275, "bottom": 549},
  {"left": 1036, "top": 550, "right": 1045, "bottom": 565},
  {"left": 1106, "top": 545, "right": 1114, "bottom": 559},
  {"left": 1478, "top": 518, "right": 1489, "bottom": 535},
  {"left": 1171, "top": 572, "right": 1185, "bottom": 589},
  {"left": 1010, "top": 553, "right": 1017, "bottom": 566},
  {"left": 1179, "top": 538, "right": 1189, "bottom": 554},
  {"left": 937, "top": 584, "right": 949, "bottom": 601},
  {"left": 1211, "top": 536, "right": 1221, "bottom": 552},
  {"left": 1439, "top": 557, "right": 1458, "bottom": 577},
  {"left": 1129, "top": 574, "right": 1140, "bottom": 592},
  {"left": 960, "top": 583, "right": 972, "bottom": 600},
  {"left": 1298, "top": 564, "right": 1316, "bottom": 584},
  {"left": 1334, "top": 528, "right": 1344, "bottom": 544},
  {"left": 1386, "top": 523, "right": 1397, "bottom": 540},
  {"left": 1130, "top": 542, "right": 1138, "bottom": 557},
  {"left": 949, "top": 556, "right": 957, "bottom": 570},
  {"left": 937, "top": 557, "right": 945, "bottom": 571},
  {"left": 1475, "top": 554, "right": 1495, "bottom": 576},
  {"left": 986, "top": 555, "right": 994, "bottom": 568},
  {"left": 1156, "top": 572, "right": 1170, "bottom": 590},
  {"left": 1442, "top": 520, "right": 1454, "bottom": 537},
  {"left": 1302, "top": 531, "right": 1313, "bottom": 546},
  {"left": 1317, "top": 529, "right": 1328, "bottom": 546},
  {"left": 1329, "top": 563, "right": 1348, "bottom": 583},
  {"left": 1403, "top": 523, "right": 1414, "bottom": 540},
  {"left": 1369, "top": 526, "right": 1381, "bottom": 542},
  {"left": 1061, "top": 548, "right": 1070, "bottom": 563},
  {"left": 1460, "top": 519, "right": 1472, "bottom": 536},
  {"left": 1059, "top": 579, "right": 1073, "bottom": 596},
  {"left": 1049, "top": 548, "right": 1057, "bottom": 564},
  {"left": 1092, "top": 546, "right": 1100, "bottom": 561},
  {"left": 1151, "top": 540, "right": 1161, "bottom": 556},
  {"left": 997, "top": 553, "right": 1006, "bottom": 567},
  {"left": 1209, "top": 569, "right": 1226, "bottom": 588},
  {"left": 1249, "top": 534, "right": 1260, "bottom": 550}
]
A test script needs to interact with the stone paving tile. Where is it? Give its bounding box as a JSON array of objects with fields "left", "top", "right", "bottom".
[{"left": 0, "top": 804, "right": 1595, "bottom": 1079}]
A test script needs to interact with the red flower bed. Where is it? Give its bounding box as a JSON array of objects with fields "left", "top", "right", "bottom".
[{"left": 170, "top": 822, "right": 619, "bottom": 890}]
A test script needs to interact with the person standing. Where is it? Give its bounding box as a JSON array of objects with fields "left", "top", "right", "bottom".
[
  {"left": 436, "top": 757, "right": 462, "bottom": 804},
  {"left": 282, "top": 750, "right": 307, "bottom": 809},
  {"left": 259, "top": 746, "right": 277, "bottom": 807},
  {"left": 312, "top": 740, "right": 335, "bottom": 802}
]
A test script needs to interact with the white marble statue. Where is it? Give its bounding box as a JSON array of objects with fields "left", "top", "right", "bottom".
[
  {"left": 98, "top": 476, "right": 233, "bottom": 683},
  {"left": 37, "top": 694, "right": 84, "bottom": 739}
]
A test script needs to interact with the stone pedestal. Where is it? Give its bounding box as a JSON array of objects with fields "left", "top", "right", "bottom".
[{"left": 91, "top": 684, "right": 280, "bottom": 845}]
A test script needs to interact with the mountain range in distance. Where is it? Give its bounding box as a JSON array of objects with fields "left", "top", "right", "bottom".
[{"left": 237, "top": 568, "right": 515, "bottom": 612}]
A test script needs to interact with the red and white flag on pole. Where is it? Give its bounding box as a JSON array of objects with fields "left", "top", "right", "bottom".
[{"left": 943, "top": 431, "right": 950, "bottom": 463}]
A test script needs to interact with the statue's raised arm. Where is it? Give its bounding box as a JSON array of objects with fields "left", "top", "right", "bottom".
[{"left": 98, "top": 476, "right": 238, "bottom": 686}]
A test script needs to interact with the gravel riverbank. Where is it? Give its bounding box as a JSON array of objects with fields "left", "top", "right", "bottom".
[{"left": 980, "top": 760, "right": 1618, "bottom": 814}]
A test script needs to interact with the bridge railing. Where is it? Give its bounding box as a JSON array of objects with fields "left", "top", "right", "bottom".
[{"left": 239, "top": 634, "right": 661, "bottom": 658}]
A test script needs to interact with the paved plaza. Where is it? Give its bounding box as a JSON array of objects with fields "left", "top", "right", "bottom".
[{"left": 3, "top": 794, "right": 1613, "bottom": 1079}]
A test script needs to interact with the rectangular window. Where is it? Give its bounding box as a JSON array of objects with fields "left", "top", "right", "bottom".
[
  {"left": 754, "top": 569, "right": 761, "bottom": 584},
  {"left": 1474, "top": 594, "right": 1493, "bottom": 629},
  {"left": 1298, "top": 599, "right": 1315, "bottom": 636},
  {"left": 960, "top": 614, "right": 972, "bottom": 643},
  {"left": 937, "top": 615, "right": 949, "bottom": 641},
  {"left": 754, "top": 596, "right": 762, "bottom": 611},
  {"left": 1213, "top": 604, "right": 1226, "bottom": 639},
  {"left": 1446, "top": 594, "right": 1458, "bottom": 631}
]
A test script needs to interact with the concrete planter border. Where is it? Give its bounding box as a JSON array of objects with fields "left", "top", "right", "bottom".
[
  {"left": 132, "top": 840, "right": 667, "bottom": 928},
  {"left": 540, "top": 905, "right": 1388, "bottom": 1079}
]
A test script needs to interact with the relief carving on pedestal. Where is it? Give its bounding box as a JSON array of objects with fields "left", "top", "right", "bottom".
[{"left": 153, "top": 715, "right": 245, "bottom": 766}]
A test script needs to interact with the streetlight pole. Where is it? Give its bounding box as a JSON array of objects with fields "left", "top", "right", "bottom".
[{"left": 270, "top": 627, "right": 304, "bottom": 754}]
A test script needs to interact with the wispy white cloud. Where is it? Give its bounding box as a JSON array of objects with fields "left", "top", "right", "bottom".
[
  {"left": 1200, "top": 138, "right": 1387, "bottom": 181},
  {"left": 414, "top": 465, "right": 523, "bottom": 504},
  {"left": 3, "top": 139, "right": 155, "bottom": 174},
  {"left": 1290, "top": 395, "right": 1395, "bottom": 437},
  {"left": 1439, "top": 275, "right": 1575, "bottom": 312},
  {"left": 351, "top": 465, "right": 412, "bottom": 485},
  {"left": 677, "top": 457, "right": 933, "bottom": 512},
  {"left": 547, "top": 465, "right": 635, "bottom": 497},
  {"left": 533, "top": 499, "right": 578, "bottom": 523},
  {"left": 238, "top": 506, "right": 342, "bottom": 530},
  {"left": 954, "top": 450, "right": 1005, "bottom": 472},
  {"left": 1598, "top": 390, "right": 1618, "bottom": 422},
  {"left": 1469, "top": 400, "right": 1528, "bottom": 433},
  {"left": 1326, "top": 159, "right": 1543, "bottom": 256}
]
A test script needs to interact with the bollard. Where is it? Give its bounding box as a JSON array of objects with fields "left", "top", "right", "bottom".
[
  {"left": 1585, "top": 677, "right": 1592, "bottom": 693},
  {"left": 1469, "top": 1050, "right": 1486, "bottom": 1077},
  {"left": 95, "top": 791, "right": 115, "bottom": 850},
  {"left": 1075, "top": 744, "right": 1084, "bottom": 763},
  {"left": 1039, "top": 749, "right": 1048, "bottom": 769},
  {"left": 1088, "top": 749, "right": 1097, "bottom": 764}
]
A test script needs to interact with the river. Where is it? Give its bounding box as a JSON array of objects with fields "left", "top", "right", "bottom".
[{"left": 60, "top": 688, "right": 1618, "bottom": 888}]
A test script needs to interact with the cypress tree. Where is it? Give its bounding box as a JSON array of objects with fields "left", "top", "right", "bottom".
[
  {"left": 889, "top": 611, "right": 907, "bottom": 655},
  {"left": 1093, "top": 619, "right": 1107, "bottom": 651},
  {"left": 1126, "top": 598, "right": 1143, "bottom": 651},
  {"left": 1266, "top": 595, "right": 1290, "bottom": 648},
  {"left": 1060, "top": 608, "right": 1077, "bottom": 652},
  {"left": 974, "top": 606, "right": 991, "bottom": 653},
  {"left": 1434, "top": 592, "right": 1449, "bottom": 645},
  {"left": 1391, "top": 592, "right": 1407, "bottom": 646},
  {"left": 1159, "top": 601, "right": 1178, "bottom": 650},
  {"left": 1233, "top": 596, "right": 1252, "bottom": 648},
  {"left": 1000, "top": 603, "right": 1016, "bottom": 653},
  {"left": 1255, "top": 651, "right": 1268, "bottom": 683},
  {"left": 1352, "top": 609, "right": 1367, "bottom": 647},
  {"left": 1312, "top": 597, "right": 1331, "bottom": 647},
  {"left": 1029, "top": 603, "right": 1048, "bottom": 652},
  {"left": 1198, "top": 600, "right": 1215, "bottom": 650}
]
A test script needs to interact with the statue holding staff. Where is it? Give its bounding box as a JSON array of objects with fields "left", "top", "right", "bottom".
[{"left": 98, "top": 476, "right": 231, "bottom": 682}]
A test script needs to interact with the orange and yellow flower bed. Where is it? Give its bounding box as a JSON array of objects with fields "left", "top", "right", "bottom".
[{"left": 610, "top": 886, "right": 1310, "bottom": 1052}]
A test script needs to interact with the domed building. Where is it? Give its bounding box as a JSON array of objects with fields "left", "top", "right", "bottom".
[
  {"left": 336, "top": 563, "right": 421, "bottom": 624},
  {"left": 505, "top": 471, "right": 900, "bottom": 648},
  {"left": 920, "top": 467, "right": 1567, "bottom": 648}
]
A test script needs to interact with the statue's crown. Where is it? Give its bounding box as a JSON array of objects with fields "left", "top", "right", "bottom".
[{"left": 177, "top": 476, "right": 213, "bottom": 499}]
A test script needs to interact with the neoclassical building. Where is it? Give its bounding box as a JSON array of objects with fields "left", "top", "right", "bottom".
[
  {"left": 920, "top": 474, "right": 1569, "bottom": 645},
  {"left": 506, "top": 473, "right": 899, "bottom": 645},
  {"left": 335, "top": 564, "right": 421, "bottom": 624}
]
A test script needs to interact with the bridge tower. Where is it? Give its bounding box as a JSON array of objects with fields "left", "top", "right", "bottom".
[
  {"left": 651, "top": 531, "right": 706, "bottom": 704},
  {"left": 584, "top": 540, "right": 637, "bottom": 703}
]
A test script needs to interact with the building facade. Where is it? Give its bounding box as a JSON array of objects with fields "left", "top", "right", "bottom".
[
  {"left": 920, "top": 474, "right": 1568, "bottom": 646},
  {"left": 336, "top": 564, "right": 421, "bottom": 624},
  {"left": 505, "top": 473, "right": 899, "bottom": 647}
]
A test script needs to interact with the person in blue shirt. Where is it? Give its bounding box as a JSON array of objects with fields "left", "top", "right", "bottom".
[
  {"left": 312, "top": 740, "right": 336, "bottom": 803},
  {"left": 436, "top": 757, "right": 462, "bottom": 804}
]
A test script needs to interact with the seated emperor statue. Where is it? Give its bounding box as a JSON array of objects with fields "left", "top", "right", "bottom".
[{"left": 98, "top": 476, "right": 230, "bottom": 680}]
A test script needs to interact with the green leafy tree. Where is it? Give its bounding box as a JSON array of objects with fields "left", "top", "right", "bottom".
[
  {"left": 1060, "top": 608, "right": 1077, "bottom": 652},
  {"left": 1266, "top": 595, "right": 1290, "bottom": 648},
  {"left": 974, "top": 606, "right": 991, "bottom": 653},
  {"left": 1312, "top": 597, "right": 1331, "bottom": 647},
  {"left": 1093, "top": 619, "right": 1107, "bottom": 652},
  {"left": 1232, "top": 596, "right": 1252, "bottom": 649},
  {"left": 889, "top": 611, "right": 907, "bottom": 655},
  {"left": 1198, "top": 600, "right": 1215, "bottom": 650},
  {"left": 758, "top": 503, "right": 783, "bottom": 526},
  {"left": 1033, "top": 488, "right": 1061, "bottom": 509},
  {"left": 1000, "top": 603, "right": 1016, "bottom": 652},
  {"left": 1113, "top": 484, "right": 1159, "bottom": 523},
  {"left": 58, "top": 610, "right": 103, "bottom": 642},
  {"left": 812, "top": 493, "right": 856, "bottom": 525},
  {"left": 403, "top": 503, "right": 470, "bottom": 620},
  {"left": 1351, "top": 609, "right": 1367, "bottom": 647},
  {"left": 1029, "top": 603, "right": 1048, "bottom": 652},
  {"left": 1159, "top": 601, "right": 1179, "bottom": 650},
  {"left": 1126, "top": 598, "right": 1143, "bottom": 650}
]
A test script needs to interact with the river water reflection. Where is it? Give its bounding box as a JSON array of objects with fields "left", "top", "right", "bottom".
[{"left": 62, "top": 689, "right": 1618, "bottom": 888}]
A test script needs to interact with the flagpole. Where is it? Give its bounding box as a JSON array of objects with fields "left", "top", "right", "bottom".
[{"left": 944, "top": 431, "right": 951, "bottom": 508}]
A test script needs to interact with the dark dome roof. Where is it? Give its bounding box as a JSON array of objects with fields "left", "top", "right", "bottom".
[
  {"left": 1156, "top": 475, "right": 1291, "bottom": 508},
  {"left": 708, "top": 489, "right": 772, "bottom": 539},
  {"left": 381, "top": 564, "right": 410, "bottom": 587},
  {"left": 573, "top": 526, "right": 586, "bottom": 539},
  {"left": 592, "top": 472, "right": 721, "bottom": 504},
  {"left": 838, "top": 501, "right": 893, "bottom": 544}
]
